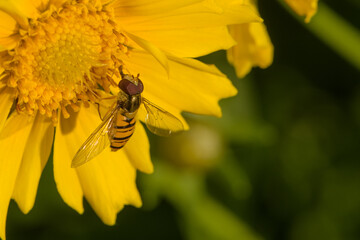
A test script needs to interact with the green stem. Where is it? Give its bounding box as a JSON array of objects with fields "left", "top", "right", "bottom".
[{"left": 280, "top": 1, "right": 360, "bottom": 70}]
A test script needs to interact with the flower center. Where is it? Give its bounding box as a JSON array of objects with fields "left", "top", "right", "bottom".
[
  {"left": 0, "top": 0, "right": 128, "bottom": 123},
  {"left": 34, "top": 22, "right": 101, "bottom": 87}
]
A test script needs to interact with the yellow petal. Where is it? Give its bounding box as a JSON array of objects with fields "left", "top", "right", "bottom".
[
  {"left": 54, "top": 110, "right": 84, "bottom": 214},
  {"left": 0, "top": 9, "right": 17, "bottom": 33},
  {"left": 75, "top": 153, "right": 117, "bottom": 225},
  {"left": 0, "top": 0, "right": 40, "bottom": 29},
  {"left": 58, "top": 104, "right": 141, "bottom": 224},
  {"left": 130, "top": 26, "right": 236, "bottom": 58},
  {"left": 284, "top": 0, "right": 318, "bottom": 23},
  {"left": 117, "top": 1, "right": 260, "bottom": 58},
  {"left": 76, "top": 149, "right": 142, "bottom": 225},
  {"left": 0, "top": 10, "right": 20, "bottom": 50},
  {"left": 117, "top": 0, "right": 261, "bottom": 32},
  {"left": 111, "top": 0, "right": 202, "bottom": 16},
  {"left": 124, "top": 50, "right": 237, "bottom": 118},
  {"left": 0, "top": 85, "right": 15, "bottom": 134},
  {"left": 227, "top": 22, "right": 274, "bottom": 78},
  {"left": 56, "top": 105, "right": 141, "bottom": 224},
  {"left": 126, "top": 32, "right": 169, "bottom": 75},
  {"left": 12, "top": 114, "right": 54, "bottom": 214},
  {"left": 124, "top": 122, "right": 153, "bottom": 173},
  {"left": 0, "top": 113, "right": 34, "bottom": 240}
]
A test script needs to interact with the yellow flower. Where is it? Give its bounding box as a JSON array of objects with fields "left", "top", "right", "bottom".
[
  {"left": 227, "top": 0, "right": 319, "bottom": 78},
  {"left": 0, "top": 0, "right": 260, "bottom": 239},
  {"left": 284, "top": 0, "right": 318, "bottom": 23},
  {"left": 227, "top": 0, "right": 274, "bottom": 78}
]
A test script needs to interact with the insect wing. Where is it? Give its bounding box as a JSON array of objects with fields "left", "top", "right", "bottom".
[
  {"left": 97, "top": 100, "right": 116, "bottom": 121},
  {"left": 142, "top": 98, "right": 184, "bottom": 136},
  {"left": 71, "top": 107, "right": 118, "bottom": 167},
  {"left": 97, "top": 98, "right": 117, "bottom": 120}
]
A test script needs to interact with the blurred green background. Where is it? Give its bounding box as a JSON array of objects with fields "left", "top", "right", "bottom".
[{"left": 6, "top": 0, "right": 360, "bottom": 239}]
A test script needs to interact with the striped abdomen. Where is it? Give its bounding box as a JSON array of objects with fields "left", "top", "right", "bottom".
[{"left": 110, "top": 112, "right": 136, "bottom": 151}]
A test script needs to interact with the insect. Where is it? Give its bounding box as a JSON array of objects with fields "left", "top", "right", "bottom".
[{"left": 71, "top": 69, "right": 184, "bottom": 167}]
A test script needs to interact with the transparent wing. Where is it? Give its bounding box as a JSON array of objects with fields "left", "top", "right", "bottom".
[
  {"left": 142, "top": 97, "right": 184, "bottom": 136},
  {"left": 97, "top": 96, "right": 117, "bottom": 120},
  {"left": 71, "top": 107, "right": 118, "bottom": 167}
]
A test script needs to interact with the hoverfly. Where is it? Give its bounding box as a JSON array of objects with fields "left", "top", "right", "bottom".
[{"left": 71, "top": 68, "right": 184, "bottom": 167}]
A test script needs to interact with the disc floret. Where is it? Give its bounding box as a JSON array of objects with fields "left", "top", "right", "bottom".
[{"left": 0, "top": 0, "right": 128, "bottom": 123}]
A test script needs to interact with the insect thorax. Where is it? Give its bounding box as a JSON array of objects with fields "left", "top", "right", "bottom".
[{"left": 117, "top": 92, "right": 141, "bottom": 118}]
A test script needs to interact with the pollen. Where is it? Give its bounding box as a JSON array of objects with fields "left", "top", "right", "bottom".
[{"left": 0, "top": 0, "right": 128, "bottom": 123}]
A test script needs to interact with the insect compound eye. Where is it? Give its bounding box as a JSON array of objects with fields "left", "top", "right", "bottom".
[
  {"left": 137, "top": 79, "right": 144, "bottom": 93},
  {"left": 118, "top": 78, "right": 144, "bottom": 95}
]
